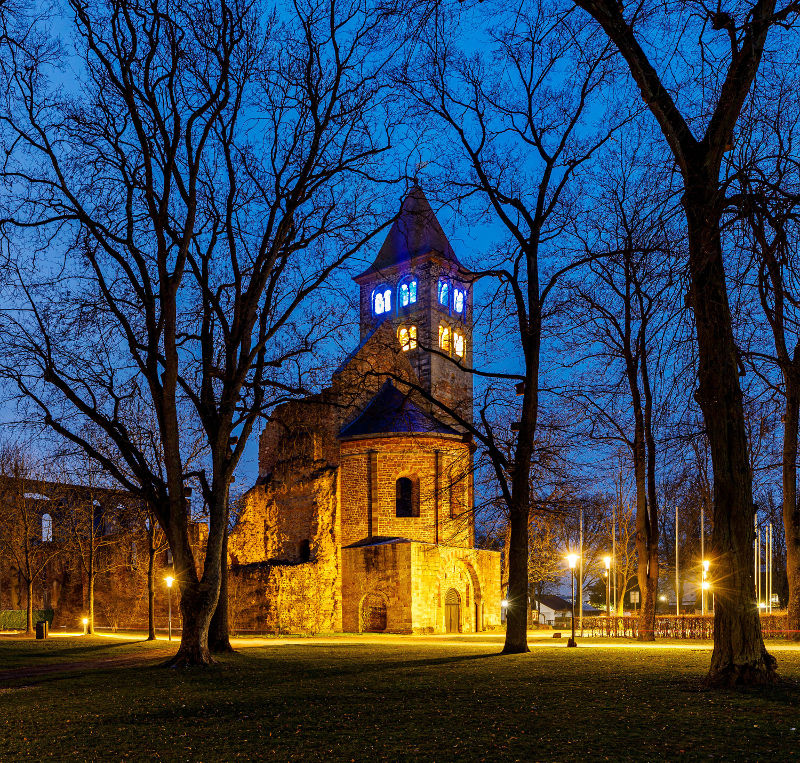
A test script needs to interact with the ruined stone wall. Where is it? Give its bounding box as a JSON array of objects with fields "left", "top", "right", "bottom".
[
  {"left": 338, "top": 435, "right": 473, "bottom": 548},
  {"left": 229, "top": 557, "right": 341, "bottom": 634},
  {"left": 341, "top": 541, "right": 412, "bottom": 633}
]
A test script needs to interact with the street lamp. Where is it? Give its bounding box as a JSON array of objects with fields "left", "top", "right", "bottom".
[
  {"left": 603, "top": 556, "right": 612, "bottom": 617},
  {"left": 566, "top": 554, "right": 578, "bottom": 647},
  {"left": 165, "top": 575, "right": 174, "bottom": 641},
  {"left": 701, "top": 560, "right": 710, "bottom": 615},
  {"left": 82, "top": 617, "right": 88, "bottom": 636}
]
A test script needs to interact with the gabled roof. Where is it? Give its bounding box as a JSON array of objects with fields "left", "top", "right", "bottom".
[
  {"left": 535, "top": 595, "right": 573, "bottom": 612},
  {"left": 338, "top": 380, "right": 460, "bottom": 439},
  {"left": 355, "top": 186, "right": 466, "bottom": 280}
]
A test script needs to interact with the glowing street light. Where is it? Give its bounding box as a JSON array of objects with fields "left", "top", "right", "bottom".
[
  {"left": 603, "top": 556, "right": 612, "bottom": 617},
  {"left": 82, "top": 617, "right": 89, "bottom": 636},
  {"left": 566, "top": 554, "right": 578, "bottom": 648},
  {"left": 165, "top": 575, "right": 174, "bottom": 642},
  {"left": 701, "top": 560, "right": 710, "bottom": 615}
]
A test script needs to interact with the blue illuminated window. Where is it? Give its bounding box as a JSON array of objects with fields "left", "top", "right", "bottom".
[
  {"left": 438, "top": 280, "right": 449, "bottom": 307},
  {"left": 399, "top": 278, "right": 417, "bottom": 308},
  {"left": 453, "top": 288, "right": 466, "bottom": 314},
  {"left": 373, "top": 285, "right": 392, "bottom": 315}
]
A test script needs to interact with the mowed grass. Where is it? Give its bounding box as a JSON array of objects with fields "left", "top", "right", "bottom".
[{"left": 2, "top": 636, "right": 800, "bottom": 760}]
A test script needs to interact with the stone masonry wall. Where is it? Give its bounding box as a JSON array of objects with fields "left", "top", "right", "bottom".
[
  {"left": 341, "top": 541, "right": 412, "bottom": 633},
  {"left": 410, "top": 544, "right": 501, "bottom": 633},
  {"left": 338, "top": 435, "right": 473, "bottom": 548}
]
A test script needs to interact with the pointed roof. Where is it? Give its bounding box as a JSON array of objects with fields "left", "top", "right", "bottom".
[
  {"left": 338, "top": 380, "right": 460, "bottom": 439},
  {"left": 355, "top": 186, "right": 466, "bottom": 280}
]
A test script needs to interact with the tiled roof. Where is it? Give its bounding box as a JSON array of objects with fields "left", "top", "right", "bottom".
[
  {"left": 338, "top": 380, "right": 460, "bottom": 438},
  {"left": 355, "top": 186, "right": 465, "bottom": 279}
]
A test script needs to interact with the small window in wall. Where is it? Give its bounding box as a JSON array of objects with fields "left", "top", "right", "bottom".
[
  {"left": 373, "top": 285, "right": 392, "bottom": 315},
  {"left": 166, "top": 549, "right": 173, "bottom": 565},
  {"left": 299, "top": 539, "right": 311, "bottom": 562},
  {"left": 398, "top": 325, "right": 417, "bottom": 351},
  {"left": 396, "top": 476, "right": 419, "bottom": 518},
  {"left": 42, "top": 513, "right": 53, "bottom": 543},
  {"left": 453, "top": 331, "right": 465, "bottom": 359},
  {"left": 398, "top": 278, "right": 417, "bottom": 307},
  {"left": 438, "top": 279, "right": 449, "bottom": 307},
  {"left": 438, "top": 325, "right": 451, "bottom": 354},
  {"left": 453, "top": 287, "right": 466, "bottom": 314}
]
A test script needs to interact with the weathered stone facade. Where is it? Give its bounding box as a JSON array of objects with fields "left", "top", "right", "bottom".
[{"left": 229, "top": 187, "right": 501, "bottom": 634}]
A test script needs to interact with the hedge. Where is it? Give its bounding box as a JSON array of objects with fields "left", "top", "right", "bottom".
[{"left": 0, "top": 609, "right": 55, "bottom": 630}]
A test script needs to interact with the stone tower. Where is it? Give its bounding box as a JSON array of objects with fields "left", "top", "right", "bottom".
[{"left": 354, "top": 186, "right": 473, "bottom": 423}]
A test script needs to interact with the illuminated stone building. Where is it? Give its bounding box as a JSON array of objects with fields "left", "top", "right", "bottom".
[{"left": 228, "top": 187, "right": 501, "bottom": 634}]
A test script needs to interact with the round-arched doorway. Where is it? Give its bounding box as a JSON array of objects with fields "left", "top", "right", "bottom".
[{"left": 445, "top": 588, "right": 461, "bottom": 633}]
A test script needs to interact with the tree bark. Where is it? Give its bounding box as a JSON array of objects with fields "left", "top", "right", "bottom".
[
  {"left": 26, "top": 577, "right": 33, "bottom": 635},
  {"left": 163, "top": 520, "right": 220, "bottom": 667},
  {"left": 147, "top": 526, "right": 156, "bottom": 641},
  {"left": 783, "top": 374, "right": 800, "bottom": 640},
  {"left": 686, "top": 185, "right": 776, "bottom": 686},
  {"left": 209, "top": 526, "right": 234, "bottom": 653}
]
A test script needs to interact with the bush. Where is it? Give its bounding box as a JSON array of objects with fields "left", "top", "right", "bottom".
[{"left": 0, "top": 609, "right": 54, "bottom": 630}]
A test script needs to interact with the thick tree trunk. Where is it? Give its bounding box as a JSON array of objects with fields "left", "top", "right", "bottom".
[
  {"left": 166, "top": 580, "right": 217, "bottom": 667},
  {"left": 163, "top": 520, "right": 221, "bottom": 667},
  {"left": 26, "top": 578, "right": 33, "bottom": 635},
  {"left": 147, "top": 530, "right": 156, "bottom": 641},
  {"left": 89, "top": 544, "right": 96, "bottom": 634},
  {"left": 502, "top": 503, "right": 530, "bottom": 653},
  {"left": 686, "top": 186, "right": 776, "bottom": 686},
  {"left": 783, "top": 375, "right": 800, "bottom": 640},
  {"left": 209, "top": 526, "right": 234, "bottom": 653}
]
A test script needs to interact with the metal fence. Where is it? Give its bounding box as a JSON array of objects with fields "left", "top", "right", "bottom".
[{"left": 580, "top": 612, "right": 791, "bottom": 639}]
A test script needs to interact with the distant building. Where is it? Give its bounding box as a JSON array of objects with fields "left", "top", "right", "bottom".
[{"left": 228, "top": 187, "right": 501, "bottom": 634}]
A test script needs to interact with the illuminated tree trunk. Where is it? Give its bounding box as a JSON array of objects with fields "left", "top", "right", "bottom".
[
  {"left": 147, "top": 524, "right": 156, "bottom": 641},
  {"left": 783, "top": 375, "right": 800, "bottom": 640},
  {"left": 209, "top": 526, "right": 234, "bottom": 653},
  {"left": 685, "top": 184, "right": 775, "bottom": 685}
]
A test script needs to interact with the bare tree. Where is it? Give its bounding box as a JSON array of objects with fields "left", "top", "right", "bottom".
[
  {"left": 570, "top": 0, "right": 800, "bottom": 686},
  {"left": 0, "top": 0, "right": 396, "bottom": 664},
  {"left": 399, "top": 0, "right": 632, "bottom": 654},
  {"left": 566, "top": 145, "right": 679, "bottom": 638},
  {"left": 727, "top": 68, "right": 800, "bottom": 637}
]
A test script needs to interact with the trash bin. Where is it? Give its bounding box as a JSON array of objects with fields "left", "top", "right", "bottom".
[{"left": 35, "top": 620, "right": 48, "bottom": 640}]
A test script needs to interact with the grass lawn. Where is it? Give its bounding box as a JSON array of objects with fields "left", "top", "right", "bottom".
[{"left": 2, "top": 635, "right": 800, "bottom": 761}]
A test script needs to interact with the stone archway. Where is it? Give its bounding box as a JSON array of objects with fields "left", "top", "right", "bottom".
[
  {"left": 457, "top": 559, "right": 483, "bottom": 632},
  {"left": 445, "top": 588, "right": 461, "bottom": 633},
  {"left": 360, "top": 592, "right": 388, "bottom": 632}
]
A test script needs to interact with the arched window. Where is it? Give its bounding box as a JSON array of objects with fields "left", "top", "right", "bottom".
[
  {"left": 398, "top": 277, "right": 417, "bottom": 308},
  {"left": 437, "top": 279, "right": 449, "bottom": 307},
  {"left": 396, "top": 476, "right": 419, "bottom": 517},
  {"left": 453, "top": 331, "right": 465, "bottom": 359},
  {"left": 398, "top": 325, "right": 417, "bottom": 352},
  {"left": 373, "top": 285, "right": 392, "bottom": 316},
  {"left": 453, "top": 287, "right": 466, "bottom": 314},
  {"left": 439, "top": 324, "right": 451, "bottom": 354},
  {"left": 41, "top": 513, "right": 53, "bottom": 543}
]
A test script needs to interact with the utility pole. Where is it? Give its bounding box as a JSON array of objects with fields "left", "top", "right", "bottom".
[
  {"left": 675, "top": 505, "right": 679, "bottom": 616},
  {"left": 612, "top": 504, "right": 617, "bottom": 614},
  {"left": 579, "top": 507, "right": 584, "bottom": 636}
]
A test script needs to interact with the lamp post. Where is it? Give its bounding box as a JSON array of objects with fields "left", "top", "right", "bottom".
[
  {"left": 567, "top": 554, "right": 578, "bottom": 647},
  {"left": 701, "top": 560, "right": 709, "bottom": 615},
  {"left": 604, "top": 556, "right": 611, "bottom": 617},
  {"left": 165, "top": 576, "right": 174, "bottom": 641},
  {"left": 82, "top": 617, "right": 88, "bottom": 636}
]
